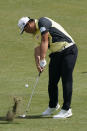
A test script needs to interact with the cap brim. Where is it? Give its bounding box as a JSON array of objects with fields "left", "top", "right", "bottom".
[
  {"left": 20, "top": 29, "right": 24, "bottom": 35},
  {"left": 19, "top": 20, "right": 30, "bottom": 35}
]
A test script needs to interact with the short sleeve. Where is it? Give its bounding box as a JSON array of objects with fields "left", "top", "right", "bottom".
[{"left": 38, "top": 17, "right": 52, "bottom": 35}]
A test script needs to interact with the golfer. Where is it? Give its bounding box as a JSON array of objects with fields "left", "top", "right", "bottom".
[{"left": 18, "top": 17, "right": 78, "bottom": 119}]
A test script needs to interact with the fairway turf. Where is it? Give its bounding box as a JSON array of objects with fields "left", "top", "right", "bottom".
[{"left": 0, "top": 0, "right": 87, "bottom": 131}]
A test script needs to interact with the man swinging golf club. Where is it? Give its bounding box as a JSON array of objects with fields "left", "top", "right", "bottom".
[{"left": 18, "top": 16, "right": 78, "bottom": 119}]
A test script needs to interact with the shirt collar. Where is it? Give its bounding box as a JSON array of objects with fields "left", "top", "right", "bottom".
[
  {"left": 35, "top": 19, "right": 39, "bottom": 30},
  {"left": 32, "top": 19, "right": 39, "bottom": 36}
]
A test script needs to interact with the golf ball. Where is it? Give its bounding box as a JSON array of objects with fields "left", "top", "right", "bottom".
[{"left": 25, "top": 84, "right": 29, "bottom": 88}]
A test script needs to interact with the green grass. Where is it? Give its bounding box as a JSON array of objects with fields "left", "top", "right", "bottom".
[{"left": 0, "top": 0, "right": 87, "bottom": 130}]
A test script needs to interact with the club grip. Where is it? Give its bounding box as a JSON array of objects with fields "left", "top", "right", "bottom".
[{"left": 39, "top": 72, "right": 41, "bottom": 77}]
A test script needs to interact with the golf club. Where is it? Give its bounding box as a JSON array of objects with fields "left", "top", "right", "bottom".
[{"left": 19, "top": 72, "right": 41, "bottom": 118}]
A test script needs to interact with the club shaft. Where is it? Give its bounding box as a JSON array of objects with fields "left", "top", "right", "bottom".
[{"left": 24, "top": 72, "right": 40, "bottom": 114}]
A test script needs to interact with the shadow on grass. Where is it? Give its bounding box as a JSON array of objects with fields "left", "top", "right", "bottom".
[
  {"left": 0, "top": 116, "right": 20, "bottom": 124},
  {"left": 0, "top": 117, "right": 6, "bottom": 121},
  {"left": 17, "top": 114, "right": 52, "bottom": 119},
  {"left": 0, "top": 114, "right": 52, "bottom": 124},
  {"left": 81, "top": 72, "right": 87, "bottom": 74}
]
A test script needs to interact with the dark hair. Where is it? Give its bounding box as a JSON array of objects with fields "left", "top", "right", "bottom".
[{"left": 28, "top": 17, "right": 35, "bottom": 23}]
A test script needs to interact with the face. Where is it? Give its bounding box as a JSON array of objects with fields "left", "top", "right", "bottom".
[{"left": 24, "top": 22, "right": 36, "bottom": 34}]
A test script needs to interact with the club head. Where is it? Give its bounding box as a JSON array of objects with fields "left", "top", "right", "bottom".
[{"left": 19, "top": 114, "right": 26, "bottom": 118}]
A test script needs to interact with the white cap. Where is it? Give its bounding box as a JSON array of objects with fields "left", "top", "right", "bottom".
[{"left": 18, "top": 17, "right": 30, "bottom": 34}]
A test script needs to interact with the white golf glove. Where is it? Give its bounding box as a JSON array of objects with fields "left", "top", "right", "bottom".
[{"left": 40, "top": 59, "right": 47, "bottom": 68}]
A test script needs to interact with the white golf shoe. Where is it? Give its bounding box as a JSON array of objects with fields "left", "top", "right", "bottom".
[
  {"left": 42, "top": 104, "right": 60, "bottom": 116},
  {"left": 53, "top": 108, "right": 72, "bottom": 119}
]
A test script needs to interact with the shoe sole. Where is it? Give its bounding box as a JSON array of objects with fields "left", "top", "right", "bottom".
[{"left": 53, "top": 113, "right": 72, "bottom": 119}]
